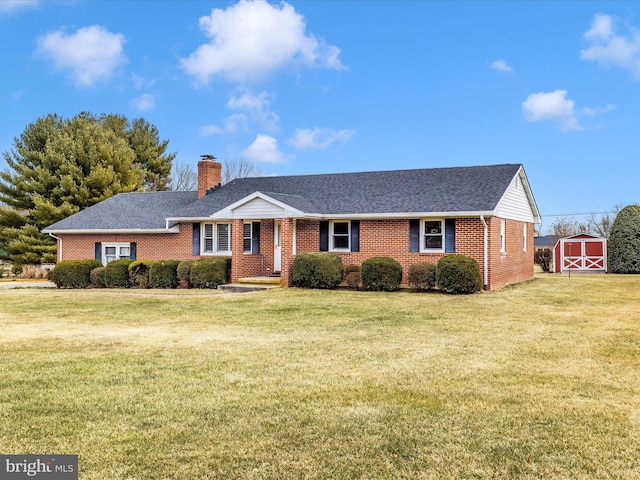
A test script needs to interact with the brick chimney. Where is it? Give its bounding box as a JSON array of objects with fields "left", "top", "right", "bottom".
[{"left": 197, "top": 154, "right": 222, "bottom": 199}]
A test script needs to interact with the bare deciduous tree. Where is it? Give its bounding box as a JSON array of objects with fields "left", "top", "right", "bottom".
[
  {"left": 551, "top": 218, "right": 587, "bottom": 238},
  {"left": 222, "top": 159, "right": 262, "bottom": 184},
  {"left": 169, "top": 161, "right": 198, "bottom": 191}
]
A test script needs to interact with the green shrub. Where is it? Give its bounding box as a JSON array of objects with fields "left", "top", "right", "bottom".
[
  {"left": 436, "top": 254, "right": 482, "bottom": 294},
  {"left": 177, "top": 260, "right": 196, "bottom": 288},
  {"left": 51, "top": 260, "right": 102, "bottom": 288},
  {"left": 361, "top": 256, "right": 403, "bottom": 292},
  {"left": 292, "top": 252, "right": 344, "bottom": 289},
  {"left": 408, "top": 262, "right": 437, "bottom": 292},
  {"left": 149, "top": 260, "right": 180, "bottom": 289},
  {"left": 128, "top": 260, "right": 155, "bottom": 289},
  {"left": 90, "top": 267, "right": 106, "bottom": 287},
  {"left": 608, "top": 204, "right": 640, "bottom": 274},
  {"left": 104, "top": 259, "right": 134, "bottom": 288},
  {"left": 190, "top": 258, "right": 231, "bottom": 289}
]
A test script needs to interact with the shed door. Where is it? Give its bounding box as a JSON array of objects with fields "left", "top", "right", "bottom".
[
  {"left": 563, "top": 241, "right": 583, "bottom": 270},
  {"left": 584, "top": 239, "right": 605, "bottom": 270},
  {"left": 562, "top": 239, "right": 606, "bottom": 271}
]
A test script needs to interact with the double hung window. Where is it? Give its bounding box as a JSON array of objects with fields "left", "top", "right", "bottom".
[
  {"left": 202, "top": 223, "right": 232, "bottom": 255},
  {"left": 102, "top": 243, "right": 130, "bottom": 265},
  {"left": 330, "top": 221, "right": 350, "bottom": 251},
  {"left": 422, "top": 220, "right": 444, "bottom": 252}
]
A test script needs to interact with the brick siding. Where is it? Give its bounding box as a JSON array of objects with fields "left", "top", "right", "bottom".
[{"left": 57, "top": 216, "right": 534, "bottom": 290}]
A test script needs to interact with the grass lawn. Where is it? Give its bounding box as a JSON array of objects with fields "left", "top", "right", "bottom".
[{"left": 0, "top": 274, "right": 639, "bottom": 479}]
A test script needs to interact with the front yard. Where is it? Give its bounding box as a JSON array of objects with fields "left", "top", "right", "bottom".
[{"left": 0, "top": 274, "right": 638, "bottom": 479}]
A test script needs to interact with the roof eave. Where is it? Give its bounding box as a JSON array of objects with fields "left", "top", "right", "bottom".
[{"left": 42, "top": 226, "right": 180, "bottom": 235}]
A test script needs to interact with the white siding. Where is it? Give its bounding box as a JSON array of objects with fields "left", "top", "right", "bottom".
[
  {"left": 494, "top": 172, "right": 536, "bottom": 222},
  {"left": 232, "top": 198, "right": 285, "bottom": 219}
]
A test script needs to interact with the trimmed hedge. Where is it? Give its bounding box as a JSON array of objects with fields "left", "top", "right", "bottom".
[
  {"left": 177, "top": 260, "right": 196, "bottom": 288},
  {"left": 190, "top": 258, "right": 231, "bottom": 289},
  {"left": 361, "top": 256, "right": 402, "bottom": 292},
  {"left": 128, "top": 260, "right": 155, "bottom": 289},
  {"left": 608, "top": 204, "right": 640, "bottom": 274},
  {"left": 292, "top": 252, "right": 344, "bottom": 289},
  {"left": 408, "top": 262, "right": 437, "bottom": 292},
  {"left": 90, "top": 267, "right": 106, "bottom": 288},
  {"left": 436, "top": 254, "right": 482, "bottom": 294},
  {"left": 104, "top": 259, "right": 134, "bottom": 288},
  {"left": 52, "top": 260, "right": 102, "bottom": 288},
  {"left": 149, "top": 260, "right": 180, "bottom": 289}
]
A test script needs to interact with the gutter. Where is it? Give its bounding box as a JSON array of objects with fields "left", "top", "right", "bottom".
[
  {"left": 48, "top": 233, "right": 62, "bottom": 262},
  {"left": 480, "top": 215, "right": 489, "bottom": 291}
]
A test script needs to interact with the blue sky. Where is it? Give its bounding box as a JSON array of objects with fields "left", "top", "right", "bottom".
[{"left": 1, "top": 0, "right": 639, "bottom": 233}]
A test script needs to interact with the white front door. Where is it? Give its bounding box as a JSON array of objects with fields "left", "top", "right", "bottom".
[{"left": 274, "top": 220, "right": 282, "bottom": 273}]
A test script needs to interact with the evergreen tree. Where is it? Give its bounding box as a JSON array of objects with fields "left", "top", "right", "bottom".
[
  {"left": 608, "top": 204, "right": 640, "bottom": 274},
  {"left": 0, "top": 112, "right": 175, "bottom": 265}
]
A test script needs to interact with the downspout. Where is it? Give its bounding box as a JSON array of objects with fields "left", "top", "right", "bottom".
[
  {"left": 480, "top": 215, "right": 488, "bottom": 291},
  {"left": 48, "top": 233, "right": 62, "bottom": 262}
]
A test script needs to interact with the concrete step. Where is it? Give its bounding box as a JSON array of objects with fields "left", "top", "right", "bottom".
[
  {"left": 237, "top": 276, "right": 282, "bottom": 285},
  {"left": 218, "top": 282, "right": 280, "bottom": 293},
  {"left": 218, "top": 276, "right": 281, "bottom": 293}
]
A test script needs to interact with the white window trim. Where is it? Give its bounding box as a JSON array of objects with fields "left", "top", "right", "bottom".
[
  {"left": 329, "top": 220, "right": 351, "bottom": 252},
  {"left": 420, "top": 218, "right": 445, "bottom": 253},
  {"left": 523, "top": 223, "right": 527, "bottom": 253},
  {"left": 102, "top": 242, "right": 131, "bottom": 266},
  {"left": 201, "top": 222, "right": 232, "bottom": 256},
  {"left": 243, "top": 223, "right": 253, "bottom": 254},
  {"left": 500, "top": 219, "right": 506, "bottom": 255}
]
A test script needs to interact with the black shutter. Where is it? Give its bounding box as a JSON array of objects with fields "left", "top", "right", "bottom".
[
  {"left": 252, "top": 221, "right": 261, "bottom": 254},
  {"left": 192, "top": 223, "right": 201, "bottom": 256},
  {"left": 350, "top": 220, "right": 360, "bottom": 252},
  {"left": 409, "top": 220, "right": 420, "bottom": 252},
  {"left": 95, "top": 242, "right": 102, "bottom": 261},
  {"left": 445, "top": 219, "right": 456, "bottom": 253},
  {"left": 319, "top": 220, "right": 329, "bottom": 251},
  {"left": 130, "top": 242, "right": 137, "bottom": 260}
]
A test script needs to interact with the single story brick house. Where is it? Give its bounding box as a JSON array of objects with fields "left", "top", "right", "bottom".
[{"left": 43, "top": 159, "right": 541, "bottom": 290}]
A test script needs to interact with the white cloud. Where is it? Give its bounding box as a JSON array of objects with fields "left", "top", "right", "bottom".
[
  {"left": 180, "top": 0, "right": 344, "bottom": 84},
  {"left": 521, "top": 90, "right": 581, "bottom": 131},
  {"left": 490, "top": 59, "right": 513, "bottom": 74},
  {"left": 131, "top": 73, "right": 155, "bottom": 89},
  {"left": 581, "top": 13, "right": 640, "bottom": 77},
  {"left": 288, "top": 127, "right": 355, "bottom": 150},
  {"left": 581, "top": 103, "right": 616, "bottom": 117},
  {"left": 242, "top": 134, "right": 286, "bottom": 163},
  {"left": 131, "top": 93, "right": 155, "bottom": 112},
  {"left": 38, "top": 25, "right": 126, "bottom": 86},
  {"left": 200, "top": 114, "right": 248, "bottom": 136},
  {"left": 584, "top": 13, "right": 614, "bottom": 41},
  {"left": 227, "top": 90, "right": 279, "bottom": 130},
  {"left": 0, "top": 0, "right": 38, "bottom": 13}
]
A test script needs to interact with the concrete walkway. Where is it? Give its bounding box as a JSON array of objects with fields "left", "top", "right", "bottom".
[{"left": 0, "top": 281, "right": 56, "bottom": 289}]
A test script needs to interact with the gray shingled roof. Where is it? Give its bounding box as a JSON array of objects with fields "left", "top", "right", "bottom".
[
  {"left": 44, "top": 164, "right": 523, "bottom": 232},
  {"left": 181, "top": 163, "right": 522, "bottom": 217},
  {"left": 43, "top": 191, "right": 198, "bottom": 232}
]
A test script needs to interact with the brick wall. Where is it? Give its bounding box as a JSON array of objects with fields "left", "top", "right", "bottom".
[
  {"left": 485, "top": 216, "right": 534, "bottom": 290},
  {"left": 295, "top": 217, "right": 533, "bottom": 290},
  {"left": 57, "top": 216, "right": 534, "bottom": 290},
  {"left": 58, "top": 225, "right": 197, "bottom": 262}
]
